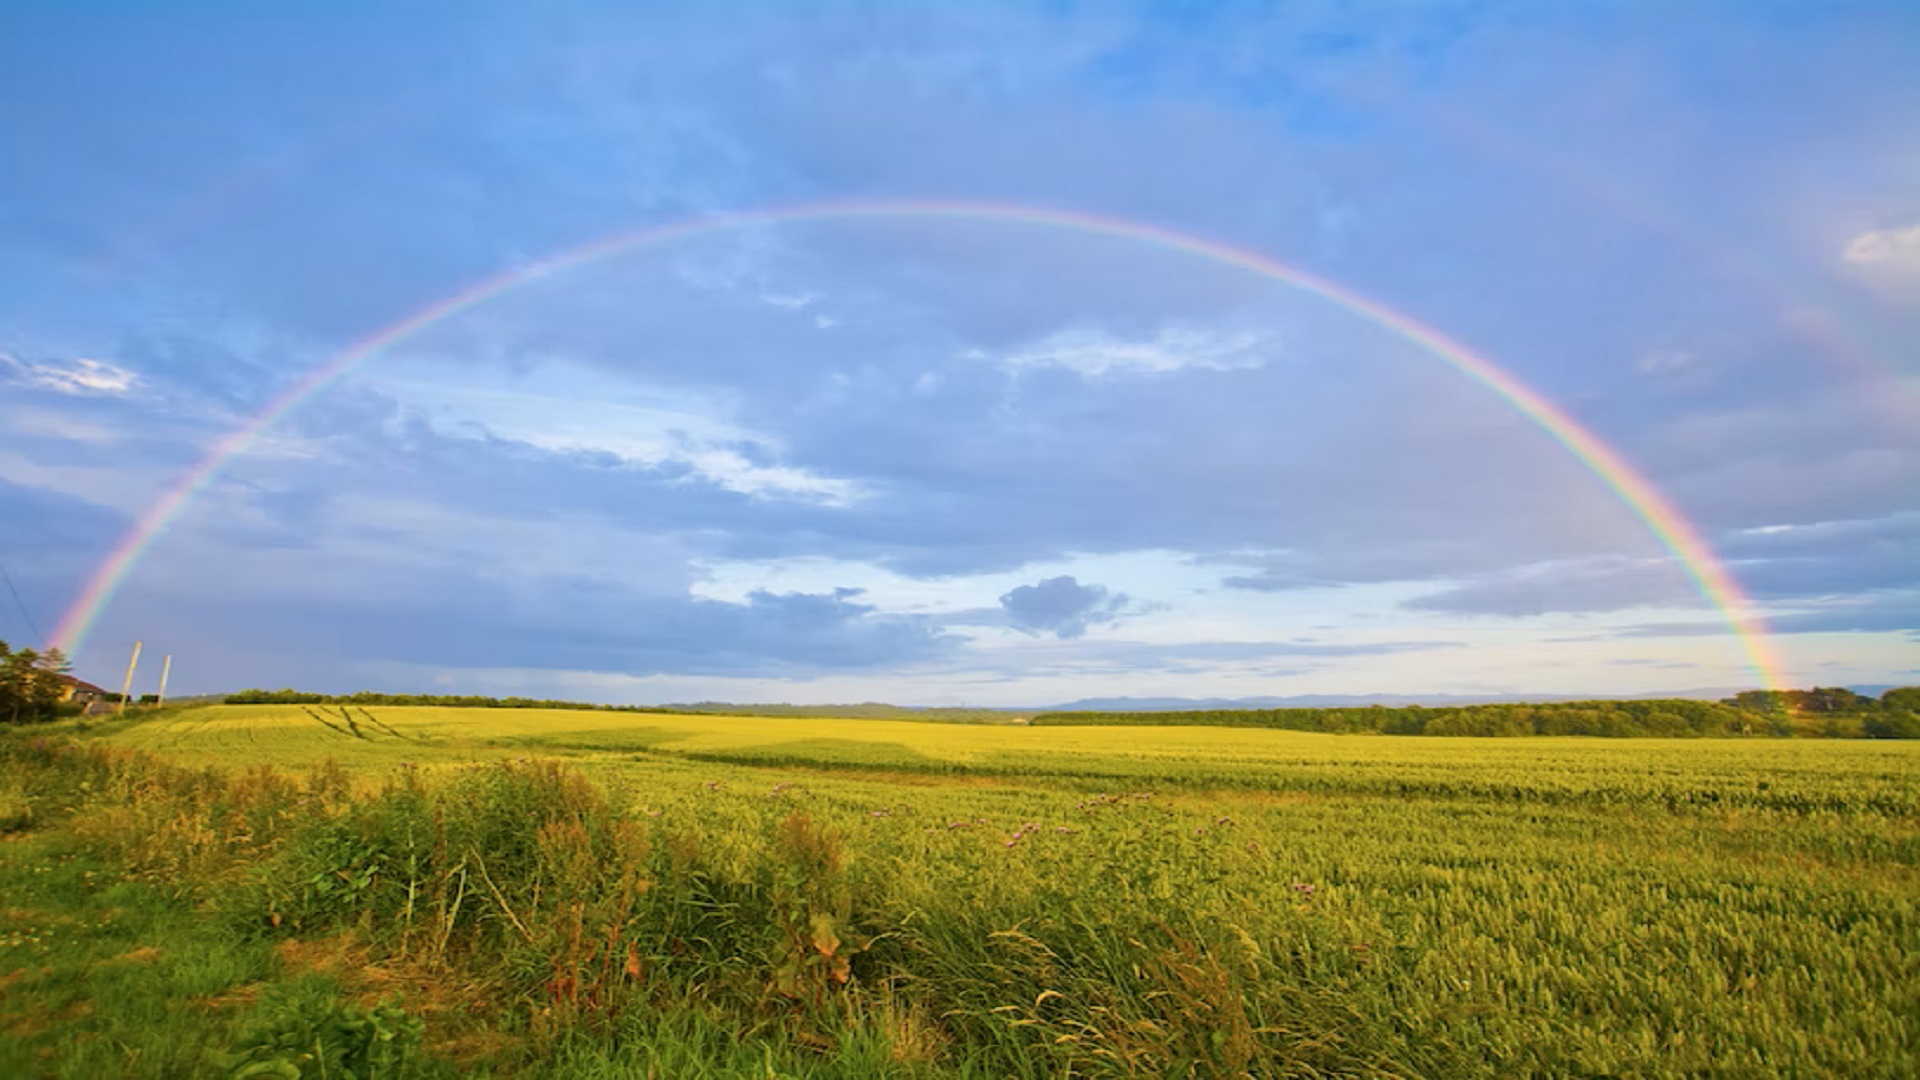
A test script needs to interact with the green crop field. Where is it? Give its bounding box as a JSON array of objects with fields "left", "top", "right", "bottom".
[{"left": 3, "top": 705, "right": 1916, "bottom": 1077}]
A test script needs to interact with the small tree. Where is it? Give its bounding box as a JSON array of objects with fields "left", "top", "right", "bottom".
[{"left": 0, "top": 640, "right": 71, "bottom": 724}]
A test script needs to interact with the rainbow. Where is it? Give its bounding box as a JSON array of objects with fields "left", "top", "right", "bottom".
[{"left": 50, "top": 200, "right": 1789, "bottom": 690}]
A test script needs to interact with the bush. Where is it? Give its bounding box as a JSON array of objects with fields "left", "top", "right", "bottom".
[
  {"left": 1864, "top": 711, "right": 1920, "bottom": 739},
  {"left": 220, "top": 978, "right": 425, "bottom": 1079}
]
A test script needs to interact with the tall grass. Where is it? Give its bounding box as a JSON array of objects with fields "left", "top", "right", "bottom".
[{"left": 3, "top": 722, "right": 1916, "bottom": 1077}]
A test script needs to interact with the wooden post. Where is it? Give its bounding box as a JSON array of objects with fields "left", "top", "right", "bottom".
[
  {"left": 157, "top": 655, "right": 172, "bottom": 706},
  {"left": 118, "top": 640, "right": 142, "bottom": 714}
]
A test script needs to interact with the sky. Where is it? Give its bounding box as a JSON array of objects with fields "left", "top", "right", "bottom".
[{"left": 1, "top": 1, "right": 1915, "bottom": 706}]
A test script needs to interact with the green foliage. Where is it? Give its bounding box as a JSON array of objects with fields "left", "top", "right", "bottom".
[
  {"left": 276, "top": 824, "right": 388, "bottom": 930},
  {"left": 1869, "top": 687, "right": 1920, "bottom": 739},
  {"left": 1034, "top": 689, "right": 1920, "bottom": 738},
  {"left": 224, "top": 688, "right": 679, "bottom": 712},
  {"left": 220, "top": 690, "right": 1020, "bottom": 724},
  {"left": 1728, "top": 689, "right": 1788, "bottom": 713},
  {"left": 1033, "top": 697, "right": 1762, "bottom": 736},
  {"left": 765, "top": 812, "right": 866, "bottom": 1004},
  {"left": 221, "top": 980, "right": 424, "bottom": 1079},
  {"left": 0, "top": 638, "right": 72, "bottom": 724},
  {"left": 1795, "top": 686, "right": 1869, "bottom": 713},
  {"left": 214, "top": 687, "right": 1920, "bottom": 737},
  {"left": 1865, "top": 710, "right": 1920, "bottom": 739}
]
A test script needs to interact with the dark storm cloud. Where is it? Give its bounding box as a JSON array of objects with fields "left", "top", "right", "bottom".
[{"left": 999, "top": 576, "right": 1130, "bottom": 639}]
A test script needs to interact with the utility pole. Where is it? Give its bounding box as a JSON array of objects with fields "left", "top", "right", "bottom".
[
  {"left": 118, "top": 640, "right": 142, "bottom": 715},
  {"left": 157, "top": 655, "right": 172, "bottom": 706}
]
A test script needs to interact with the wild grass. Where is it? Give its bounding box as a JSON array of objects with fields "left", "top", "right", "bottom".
[{"left": 1, "top": 709, "right": 1915, "bottom": 1076}]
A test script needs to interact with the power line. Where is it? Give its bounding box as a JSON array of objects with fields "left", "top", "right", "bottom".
[{"left": 0, "top": 564, "right": 45, "bottom": 645}]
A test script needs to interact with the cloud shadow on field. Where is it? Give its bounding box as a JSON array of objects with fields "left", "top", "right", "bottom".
[{"left": 671, "top": 738, "right": 940, "bottom": 772}]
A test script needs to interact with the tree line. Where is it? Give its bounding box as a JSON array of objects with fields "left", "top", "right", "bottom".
[
  {"left": 221, "top": 690, "right": 1019, "bottom": 723},
  {"left": 8, "top": 652, "right": 1912, "bottom": 738},
  {"left": 222, "top": 688, "right": 684, "bottom": 713},
  {"left": 1031, "top": 688, "right": 1920, "bottom": 738}
]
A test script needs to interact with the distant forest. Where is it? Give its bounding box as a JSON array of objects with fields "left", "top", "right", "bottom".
[
  {"left": 1032, "top": 688, "right": 1920, "bottom": 739},
  {"left": 221, "top": 689, "right": 681, "bottom": 714},
  {"left": 217, "top": 689, "right": 1016, "bottom": 724},
  {"left": 204, "top": 686, "right": 1920, "bottom": 738}
]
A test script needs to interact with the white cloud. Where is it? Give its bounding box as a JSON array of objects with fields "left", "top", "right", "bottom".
[
  {"left": 1842, "top": 225, "right": 1920, "bottom": 300},
  {"left": 1634, "top": 347, "right": 1715, "bottom": 388},
  {"left": 979, "top": 324, "right": 1274, "bottom": 378},
  {"left": 1843, "top": 224, "right": 1920, "bottom": 267},
  {"left": 760, "top": 289, "right": 818, "bottom": 311},
  {"left": 371, "top": 361, "right": 865, "bottom": 506},
  {"left": 4, "top": 355, "right": 138, "bottom": 395},
  {"left": 482, "top": 409, "right": 865, "bottom": 505}
]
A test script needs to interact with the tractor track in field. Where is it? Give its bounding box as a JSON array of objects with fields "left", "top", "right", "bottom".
[
  {"left": 297, "top": 705, "right": 418, "bottom": 743},
  {"left": 301, "top": 706, "right": 365, "bottom": 740}
]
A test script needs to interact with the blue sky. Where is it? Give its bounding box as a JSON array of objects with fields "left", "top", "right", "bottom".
[{"left": 2, "top": 1, "right": 1915, "bottom": 704}]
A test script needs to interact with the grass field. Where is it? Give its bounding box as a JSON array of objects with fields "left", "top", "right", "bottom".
[{"left": 3, "top": 704, "right": 1916, "bottom": 1077}]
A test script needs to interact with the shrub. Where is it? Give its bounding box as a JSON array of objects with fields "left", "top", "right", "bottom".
[{"left": 220, "top": 979, "right": 425, "bottom": 1079}]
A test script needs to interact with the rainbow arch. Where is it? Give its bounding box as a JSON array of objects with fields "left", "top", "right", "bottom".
[{"left": 50, "top": 200, "right": 1789, "bottom": 690}]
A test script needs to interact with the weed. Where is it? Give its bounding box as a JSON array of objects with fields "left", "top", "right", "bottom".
[{"left": 219, "top": 978, "right": 425, "bottom": 1079}]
